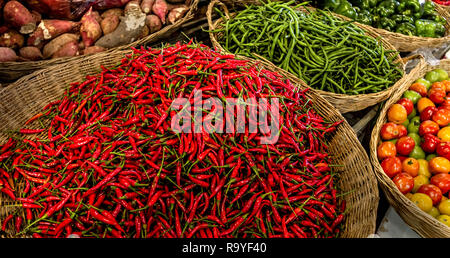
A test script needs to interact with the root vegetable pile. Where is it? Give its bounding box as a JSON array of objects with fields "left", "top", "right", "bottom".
[
  {"left": 0, "top": 0, "right": 192, "bottom": 62},
  {"left": 0, "top": 42, "right": 345, "bottom": 238}
]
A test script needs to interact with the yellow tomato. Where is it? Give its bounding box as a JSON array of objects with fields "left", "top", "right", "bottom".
[
  {"left": 405, "top": 193, "right": 414, "bottom": 200},
  {"left": 438, "top": 199, "right": 450, "bottom": 215},
  {"left": 387, "top": 104, "right": 407, "bottom": 125},
  {"left": 437, "top": 215, "right": 450, "bottom": 227},
  {"left": 410, "top": 193, "right": 433, "bottom": 212},
  {"left": 417, "top": 159, "right": 431, "bottom": 178},
  {"left": 437, "top": 126, "right": 450, "bottom": 142},
  {"left": 412, "top": 175, "right": 429, "bottom": 193},
  {"left": 428, "top": 207, "right": 441, "bottom": 218},
  {"left": 417, "top": 97, "right": 436, "bottom": 113}
]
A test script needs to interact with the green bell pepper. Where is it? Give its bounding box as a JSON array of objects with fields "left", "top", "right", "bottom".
[
  {"left": 378, "top": 17, "right": 397, "bottom": 30},
  {"left": 415, "top": 19, "right": 445, "bottom": 38},
  {"left": 427, "top": 12, "right": 447, "bottom": 26},
  {"left": 356, "top": 9, "right": 374, "bottom": 25},
  {"left": 407, "top": 116, "right": 421, "bottom": 134},
  {"left": 403, "top": 90, "right": 421, "bottom": 104},
  {"left": 423, "top": 0, "right": 436, "bottom": 17},
  {"left": 335, "top": 1, "right": 357, "bottom": 20},
  {"left": 376, "top": 0, "right": 399, "bottom": 17},
  {"left": 408, "top": 132, "right": 421, "bottom": 146},
  {"left": 324, "top": 0, "right": 342, "bottom": 10},
  {"left": 396, "top": 22, "right": 416, "bottom": 36},
  {"left": 409, "top": 145, "right": 426, "bottom": 160},
  {"left": 398, "top": 0, "right": 421, "bottom": 17},
  {"left": 391, "top": 14, "right": 414, "bottom": 24}
]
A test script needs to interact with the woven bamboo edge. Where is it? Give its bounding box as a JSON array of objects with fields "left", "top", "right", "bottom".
[
  {"left": 370, "top": 57, "right": 450, "bottom": 238},
  {"left": 333, "top": 3, "right": 450, "bottom": 53},
  {"left": 0, "top": 0, "right": 200, "bottom": 83},
  {"left": 206, "top": 0, "right": 408, "bottom": 114},
  {"left": 0, "top": 43, "right": 379, "bottom": 238}
]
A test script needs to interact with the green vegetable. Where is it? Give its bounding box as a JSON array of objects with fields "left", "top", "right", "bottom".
[
  {"left": 403, "top": 90, "right": 422, "bottom": 104},
  {"left": 408, "top": 132, "right": 421, "bottom": 146},
  {"left": 422, "top": 1, "right": 436, "bottom": 17},
  {"left": 324, "top": 0, "right": 342, "bottom": 10},
  {"left": 335, "top": 1, "right": 357, "bottom": 19},
  {"left": 378, "top": 17, "right": 397, "bottom": 30},
  {"left": 396, "top": 22, "right": 416, "bottom": 36},
  {"left": 409, "top": 145, "right": 426, "bottom": 159},
  {"left": 356, "top": 9, "right": 373, "bottom": 25},
  {"left": 402, "top": 118, "right": 410, "bottom": 128},
  {"left": 407, "top": 108, "right": 417, "bottom": 120},
  {"left": 434, "top": 68, "right": 449, "bottom": 81},
  {"left": 415, "top": 19, "right": 445, "bottom": 38},
  {"left": 407, "top": 116, "right": 421, "bottom": 134},
  {"left": 426, "top": 153, "right": 437, "bottom": 161},
  {"left": 425, "top": 70, "right": 442, "bottom": 83},
  {"left": 376, "top": 0, "right": 399, "bottom": 17},
  {"left": 415, "top": 78, "right": 431, "bottom": 89},
  {"left": 398, "top": 0, "right": 421, "bottom": 17}
]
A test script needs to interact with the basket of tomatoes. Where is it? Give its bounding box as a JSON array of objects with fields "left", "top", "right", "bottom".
[{"left": 370, "top": 57, "right": 450, "bottom": 238}]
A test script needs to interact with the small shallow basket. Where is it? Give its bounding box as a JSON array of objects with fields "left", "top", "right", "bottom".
[
  {"left": 0, "top": 0, "right": 200, "bottom": 83},
  {"left": 332, "top": 3, "right": 450, "bottom": 53},
  {"left": 207, "top": 0, "right": 409, "bottom": 114},
  {"left": 370, "top": 57, "right": 450, "bottom": 238},
  {"left": 0, "top": 45, "right": 379, "bottom": 238}
]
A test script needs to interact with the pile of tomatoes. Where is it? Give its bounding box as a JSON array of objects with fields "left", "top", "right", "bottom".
[{"left": 377, "top": 68, "right": 450, "bottom": 227}]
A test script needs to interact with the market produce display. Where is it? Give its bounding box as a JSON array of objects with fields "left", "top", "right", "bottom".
[
  {"left": 0, "top": 42, "right": 347, "bottom": 238},
  {"left": 321, "top": 0, "right": 447, "bottom": 38},
  {"left": 211, "top": 0, "right": 404, "bottom": 96},
  {"left": 376, "top": 68, "right": 450, "bottom": 228},
  {"left": 0, "top": 0, "right": 193, "bottom": 62}
]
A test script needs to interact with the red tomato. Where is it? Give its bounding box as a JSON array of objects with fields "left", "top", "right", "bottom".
[
  {"left": 428, "top": 85, "right": 446, "bottom": 104},
  {"left": 430, "top": 173, "right": 450, "bottom": 194},
  {"left": 396, "top": 136, "right": 415, "bottom": 156},
  {"left": 377, "top": 141, "right": 397, "bottom": 160},
  {"left": 397, "top": 125, "right": 408, "bottom": 138},
  {"left": 381, "top": 157, "right": 402, "bottom": 178},
  {"left": 387, "top": 104, "right": 407, "bottom": 125},
  {"left": 419, "top": 120, "right": 440, "bottom": 136},
  {"left": 409, "top": 82, "right": 428, "bottom": 97},
  {"left": 436, "top": 142, "right": 450, "bottom": 160},
  {"left": 432, "top": 108, "right": 450, "bottom": 127},
  {"left": 397, "top": 98, "right": 414, "bottom": 115},
  {"left": 441, "top": 96, "right": 450, "bottom": 110},
  {"left": 417, "top": 184, "right": 443, "bottom": 206},
  {"left": 380, "top": 122, "right": 400, "bottom": 140},
  {"left": 420, "top": 133, "right": 441, "bottom": 153},
  {"left": 393, "top": 173, "right": 414, "bottom": 194},
  {"left": 420, "top": 106, "right": 438, "bottom": 122}
]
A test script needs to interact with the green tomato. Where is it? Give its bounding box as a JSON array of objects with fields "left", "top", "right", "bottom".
[
  {"left": 388, "top": 138, "right": 398, "bottom": 145},
  {"left": 407, "top": 132, "right": 421, "bottom": 146},
  {"left": 402, "top": 118, "right": 409, "bottom": 128},
  {"left": 426, "top": 153, "right": 437, "bottom": 161},
  {"left": 425, "top": 70, "right": 441, "bottom": 83},
  {"left": 407, "top": 108, "right": 417, "bottom": 120},
  {"left": 407, "top": 116, "right": 421, "bottom": 134},
  {"left": 415, "top": 78, "right": 431, "bottom": 90},
  {"left": 403, "top": 90, "right": 422, "bottom": 104},
  {"left": 409, "top": 145, "right": 426, "bottom": 160},
  {"left": 434, "top": 68, "right": 449, "bottom": 82}
]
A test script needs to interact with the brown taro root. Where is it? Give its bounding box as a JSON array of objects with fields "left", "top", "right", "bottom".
[
  {"left": 101, "top": 8, "right": 123, "bottom": 19},
  {"left": 145, "top": 14, "right": 162, "bottom": 34},
  {"left": 138, "top": 24, "right": 149, "bottom": 39},
  {"left": 83, "top": 46, "right": 105, "bottom": 55},
  {"left": 124, "top": 0, "right": 142, "bottom": 16},
  {"left": 167, "top": 5, "right": 188, "bottom": 24},
  {"left": 101, "top": 15, "right": 120, "bottom": 35},
  {"left": 0, "top": 47, "right": 18, "bottom": 62},
  {"left": 140, "top": 0, "right": 155, "bottom": 14},
  {"left": 80, "top": 7, "right": 103, "bottom": 48},
  {"left": 0, "top": 29, "right": 24, "bottom": 49},
  {"left": 3, "top": 1, "right": 36, "bottom": 34},
  {"left": 51, "top": 40, "right": 79, "bottom": 58},
  {"left": 95, "top": 7, "right": 146, "bottom": 48},
  {"left": 19, "top": 46, "right": 43, "bottom": 61},
  {"left": 27, "top": 20, "right": 80, "bottom": 47},
  {"left": 43, "top": 33, "right": 79, "bottom": 59}
]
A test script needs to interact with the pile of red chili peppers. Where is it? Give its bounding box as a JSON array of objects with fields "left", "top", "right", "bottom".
[{"left": 0, "top": 41, "right": 345, "bottom": 238}]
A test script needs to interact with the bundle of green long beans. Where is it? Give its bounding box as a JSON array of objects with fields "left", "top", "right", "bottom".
[{"left": 214, "top": 0, "right": 404, "bottom": 95}]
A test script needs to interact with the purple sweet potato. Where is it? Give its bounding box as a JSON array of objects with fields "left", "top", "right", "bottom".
[
  {"left": 140, "top": 0, "right": 155, "bottom": 14},
  {"left": 3, "top": 1, "right": 36, "bottom": 34},
  {"left": 152, "top": 0, "right": 169, "bottom": 24},
  {"left": 145, "top": 14, "right": 162, "bottom": 33},
  {"left": 167, "top": 5, "right": 188, "bottom": 24},
  {"left": 51, "top": 40, "right": 79, "bottom": 58},
  {"left": 83, "top": 46, "right": 106, "bottom": 55},
  {"left": 43, "top": 33, "right": 79, "bottom": 58},
  {"left": 27, "top": 19, "right": 80, "bottom": 47},
  {"left": 80, "top": 7, "right": 103, "bottom": 48},
  {"left": 0, "top": 47, "right": 18, "bottom": 62},
  {"left": 101, "top": 15, "right": 120, "bottom": 35},
  {"left": 19, "top": 46, "right": 43, "bottom": 61},
  {"left": 25, "top": 0, "right": 72, "bottom": 19},
  {"left": 31, "top": 10, "right": 42, "bottom": 24},
  {"left": 0, "top": 29, "right": 24, "bottom": 49}
]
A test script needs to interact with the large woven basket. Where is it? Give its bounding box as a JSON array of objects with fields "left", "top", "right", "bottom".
[
  {"left": 370, "top": 57, "right": 450, "bottom": 238},
  {"left": 0, "top": 45, "right": 379, "bottom": 238},
  {"left": 331, "top": 3, "right": 450, "bottom": 53},
  {"left": 0, "top": 0, "right": 199, "bottom": 83},
  {"left": 207, "top": 0, "right": 409, "bottom": 114}
]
